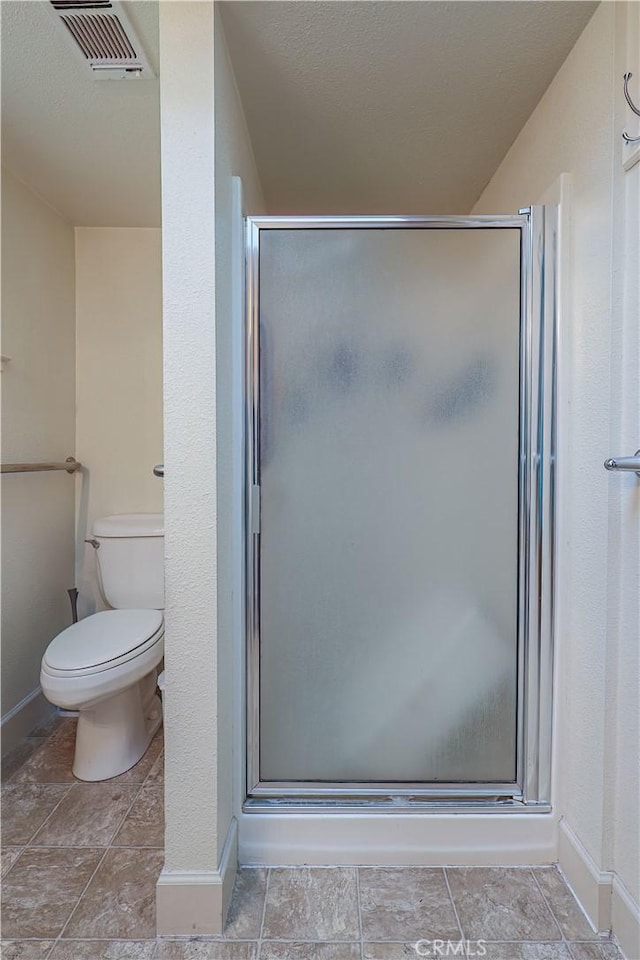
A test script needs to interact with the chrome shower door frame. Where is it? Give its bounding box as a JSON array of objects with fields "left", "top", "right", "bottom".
[{"left": 244, "top": 210, "right": 557, "bottom": 812}]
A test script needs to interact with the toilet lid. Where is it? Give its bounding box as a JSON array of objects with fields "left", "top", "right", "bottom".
[{"left": 43, "top": 610, "right": 163, "bottom": 672}]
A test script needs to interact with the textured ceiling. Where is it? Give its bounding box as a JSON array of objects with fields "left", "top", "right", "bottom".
[
  {"left": 221, "top": 0, "right": 598, "bottom": 215},
  {"left": 1, "top": 1, "right": 597, "bottom": 225},
  {"left": 1, "top": 1, "right": 159, "bottom": 227}
]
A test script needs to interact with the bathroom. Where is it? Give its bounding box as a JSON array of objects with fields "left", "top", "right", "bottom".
[{"left": 1, "top": 1, "right": 639, "bottom": 958}]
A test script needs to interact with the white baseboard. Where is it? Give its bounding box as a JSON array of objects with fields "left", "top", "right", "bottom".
[
  {"left": 239, "top": 811, "right": 558, "bottom": 866},
  {"left": 612, "top": 874, "right": 640, "bottom": 960},
  {"left": 558, "top": 819, "right": 613, "bottom": 933},
  {"left": 156, "top": 817, "right": 238, "bottom": 936},
  {"left": 558, "top": 819, "right": 640, "bottom": 957},
  {"left": 1, "top": 686, "right": 54, "bottom": 755}
]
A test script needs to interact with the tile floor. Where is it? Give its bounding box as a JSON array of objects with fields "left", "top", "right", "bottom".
[{"left": 1, "top": 716, "right": 626, "bottom": 960}]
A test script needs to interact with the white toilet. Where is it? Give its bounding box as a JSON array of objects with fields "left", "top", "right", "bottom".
[{"left": 40, "top": 514, "right": 164, "bottom": 782}]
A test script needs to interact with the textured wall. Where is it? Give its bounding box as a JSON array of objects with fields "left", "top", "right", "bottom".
[
  {"left": 159, "top": 0, "right": 219, "bottom": 875},
  {"left": 74, "top": 227, "right": 163, "bottom": 616},
  {"left": 1, "top": 168, "right": 75, "bottom": 722},
  {"left": 474, "top": 0, "right": 639, "bottom": 910},
  {"left": 213, "top": 8, "right": 265, "bottom": 856},
  {"left": 159, "top": 0, "right": 264, "bottom": 891}
]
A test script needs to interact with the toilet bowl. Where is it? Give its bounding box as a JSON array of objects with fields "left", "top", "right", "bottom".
[
  {"left": 40, "top": 514, "right": 165, "bottom": 781},
  {"left": 40, "top": 610, "right": 164, "bottom": 780},
  {"left": 41, "top": 609, "right": 164, "bottom": 780}
]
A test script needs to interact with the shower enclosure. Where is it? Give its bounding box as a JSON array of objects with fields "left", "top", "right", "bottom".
[{"left": 245, "top": 210, "right": 556, "bottom": 809}]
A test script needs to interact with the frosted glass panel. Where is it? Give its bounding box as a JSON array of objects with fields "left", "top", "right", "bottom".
[{"left": 258, "top": 228, "right": 521, "bottom": 783}]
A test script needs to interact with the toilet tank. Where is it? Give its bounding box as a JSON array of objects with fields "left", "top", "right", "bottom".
[{"left": 92, "top": 514, "right": 164, "bottom": 610}]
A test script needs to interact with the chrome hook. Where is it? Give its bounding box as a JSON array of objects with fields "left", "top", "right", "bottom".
[
  {"left": 623, "top": 73, "right": 640, "bottom": 143},
  {"left": 623, "top": 73, "right": 640, "bottom": 117}
]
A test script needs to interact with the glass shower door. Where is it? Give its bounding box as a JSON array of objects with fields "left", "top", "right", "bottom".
[{"left": 246, "top": 214, "right": 556, "bottom": 803}]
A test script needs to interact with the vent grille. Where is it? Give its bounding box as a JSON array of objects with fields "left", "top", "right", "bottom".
[
  {"left": 51, "top": 1, "right": 112, "bottom": 9},
  {"left": 49, "top": 0, "right": 154, "bottom": 79},
  {"left": 62, "top": 13, "right": 136, "bottom": 62}
]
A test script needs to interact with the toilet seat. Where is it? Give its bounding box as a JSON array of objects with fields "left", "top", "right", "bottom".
[{"left": 42, "top": 609, "right": 164, "bottom": 678}]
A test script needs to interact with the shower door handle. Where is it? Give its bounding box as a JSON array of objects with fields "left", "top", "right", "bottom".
[{"left": 604, "top": 450, "right": 640, "bottom": 477}]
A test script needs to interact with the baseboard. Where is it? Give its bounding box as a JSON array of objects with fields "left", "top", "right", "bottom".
[
  {"left": 156, "top": 817, "right": 238, "bottom": 936},
  {"left": 612, "top": 875, "right": 640, "bottom": 960},
  {"left": 558, "top": 818, "right": 613, "bottom": 933},
  {"left": 1, "top": 687, "right": 54, "bottom": 755},
  {"left": 239, "top": 811, "right": 558, "bottom": 866}
]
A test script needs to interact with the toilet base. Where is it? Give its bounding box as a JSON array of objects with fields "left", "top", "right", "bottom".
[{"left": 73, "top": 672, "right": 162, "bottom": 781}]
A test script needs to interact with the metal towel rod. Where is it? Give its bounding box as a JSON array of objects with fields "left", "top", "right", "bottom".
[
  {"left": 604, "top": 449, "right": 640, "bottom": 478},
  {"left": 1, "top": 457, "right": 81, "bottom": 475}
]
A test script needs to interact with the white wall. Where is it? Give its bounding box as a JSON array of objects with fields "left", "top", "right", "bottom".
[
  {"left": 214, "top": 4, "right": 265, "bottom": 865},
  {"left": 475, "top": 0, "right": 614, "bottom": 871},
  {"left": 159, "top": 0, "right": 218, "bottom": 911},
  {"left": 74, "top": 227, "right": 163, "bottom": 615},
  {"left": 473, "top": 0, "right": 639, "bottom": 945},
  {"left": 609, "top": 5, "right": 640, "bottom": 948},
  {"left": 157, "top": 0, "right": 263, "bottom": 934},
  {"left": 1, "top": 191, "right": 163, "bottom": 743},
  {"left": 1, "top": 168, "right": 75, "bottom": 744}
]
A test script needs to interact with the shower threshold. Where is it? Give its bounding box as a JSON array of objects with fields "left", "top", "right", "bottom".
[{"left": 243, "top": 792, "right": 552, "bottom": 815}]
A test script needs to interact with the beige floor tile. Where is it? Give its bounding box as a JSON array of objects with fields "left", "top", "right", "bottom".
[
  {"left": 364, "top": 945, "right": 431, "bottom": 959},
  {"left": 112, "top": 739, "right": 164, "bottom": 785},
  {"left": 31, "top": 782, "right": 140, "bottom": 846},
  {"left": 49, "top": 940, "right": 157, "bottom": 959},
  {"left": 10, "top": 732, "right": 77, "bottom": 784},
  {"left": 364, "top": 944, "right": 573, "bottom": 959},
  {"left": 1, "top": 739, "right": 48, "bottom": 781},
  {"left": 10, "top": 723, "right": 162, "bottom": 786},
  {"left": 446, "top": 868, "right": 562, "bottom": 942},
  {"left": 359, "top": 867, "right": 460, "bottom": 943},
  {"left": 261, "top": 943, "right": 361, "bottom": 959},
  {"left": 1, "top": 846, "right": 24, "bottom": 878},
  {"left": 481, "top": 944, "right": 573, "bottom": 959},
  {"left": 1, "top": 783, "right": 70, "bottom": 844},
  {"left": 262, "top": 868, "right": 359, "bottom": 941},
  {"left": 153, "top": 944, "right": 257, "bottom": 959},
  {"left": 48, "top": 719, "right": 78, "bottom": 743},
  {"left": 145, "top": 750, "right": 164, "bottom": 786},
  {"left": 534, "top": 869, "right": 599, "bottom": 941},
  {"left": 224, "top": 868, "right": 267, "bottom": 939},
  {"left": 63, "top": 847, "right": 164, "bottom": 939},
  {"left": 0, "top": 941, "right": 56, "bottom": 959},
  {"left": 0, "top": 846, "right": 104, "bottom": 939},
  {"left": 113, "top": 783, "right": 164, "bottom": 848},
  {"left": 568, "top": 944, "right": 625, "bottom": 960}
]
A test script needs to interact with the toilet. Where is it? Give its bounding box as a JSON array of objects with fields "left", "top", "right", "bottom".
[{"left": 40, "top": 514, "right": 164, "bottom": 782}]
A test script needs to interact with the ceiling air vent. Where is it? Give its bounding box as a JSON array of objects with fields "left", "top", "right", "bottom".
[{"left": 49, "top": 0, "right": 154, "bottom": 80}]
